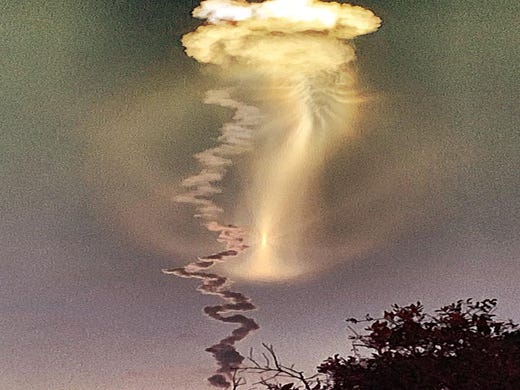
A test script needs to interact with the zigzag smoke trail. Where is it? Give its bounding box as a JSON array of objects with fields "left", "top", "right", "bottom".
[
  {"left": 163, "top": 91, "right": 261, "bottom": 388},
  {"left": 164, "top": 0, "right": 380, "bottom": 388}
]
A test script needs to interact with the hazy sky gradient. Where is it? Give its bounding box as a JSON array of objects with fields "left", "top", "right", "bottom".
[{"left": 1, "top": 0, "right": 518, "bottom": 388}]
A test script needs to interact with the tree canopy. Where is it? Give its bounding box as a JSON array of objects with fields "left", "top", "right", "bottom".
[
  {"left": 319, "top": 298, "right": 520, "bottom": 390},
  {"left": 234, "top": 298, "right": 520, "bottom": 390}
]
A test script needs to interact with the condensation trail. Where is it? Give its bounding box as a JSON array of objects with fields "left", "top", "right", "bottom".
[
  {"left": 162, "top": 232, "right": 259, "bottom": 388},
  {"left": 163, "top": 90, "right": 261, "bottom": 388}
]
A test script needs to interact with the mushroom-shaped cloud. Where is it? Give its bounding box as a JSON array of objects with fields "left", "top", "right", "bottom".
[{"left": 183, "top": 0, "right": 381, "bottom": 74}]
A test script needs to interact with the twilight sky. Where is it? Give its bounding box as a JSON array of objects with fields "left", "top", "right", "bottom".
[{"left": 1, "top": 1, "right": 519, "bottom": 389}]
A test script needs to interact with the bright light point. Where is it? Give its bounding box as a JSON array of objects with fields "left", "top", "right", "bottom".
[
  {"left": 222, "top": 228, "right": 308, "bottom": 282},
  {"left": 230, "top": 249, "right": 305, "bottom": 282},
  {"left": 261, "top": 233, "right": 268, "bottom": 248}
]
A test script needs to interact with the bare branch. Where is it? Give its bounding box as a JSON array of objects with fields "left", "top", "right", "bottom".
[{"left": 239, "top": 344, "right": 325, "bottom": 390}]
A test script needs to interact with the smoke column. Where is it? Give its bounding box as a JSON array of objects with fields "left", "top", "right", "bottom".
[
  {"left": 163, "top": 91, "right": 261, "bottom": 388},
  {"left": 164, "top": 0, "right": 380, "bottom": 387}
]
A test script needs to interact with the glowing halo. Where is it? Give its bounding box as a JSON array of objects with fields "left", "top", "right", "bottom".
[{"left": 177, "top": 0, "right": 381, "bottom": 282}]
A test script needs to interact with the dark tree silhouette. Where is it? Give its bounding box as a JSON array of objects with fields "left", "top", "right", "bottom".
[
  {"left": 233, "top": 298, "right": 520, "bottom": 390},
  {"left": 319, "top": 298, "right": 520, "bottom": 390}
]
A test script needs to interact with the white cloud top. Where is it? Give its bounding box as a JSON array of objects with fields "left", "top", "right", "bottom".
[
  {"left": 182, "top": 0, "right": 381, "bottom": 74},
  {"left": 193, "top": 0, "right": 380, "bottom": 36}
]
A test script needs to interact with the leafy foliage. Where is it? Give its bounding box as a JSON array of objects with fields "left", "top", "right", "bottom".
[
  {"left": 233, "top": 299, "right": 520, "bottom": 390},
  {"left": 319, "top": 299, "right": 520, "bottom": 390}
]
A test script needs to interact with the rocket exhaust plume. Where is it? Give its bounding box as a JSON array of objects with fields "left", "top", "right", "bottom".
[
  {"left": 165, "top": 0, "right": 380, "bottom": 387},
  {"left": 163, "top": 92, "right": 261, "bottom": 388}
]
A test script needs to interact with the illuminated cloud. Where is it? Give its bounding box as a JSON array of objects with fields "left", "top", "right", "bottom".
[{"left": 183, "top": 0, "right": 381, "bottom": 73}]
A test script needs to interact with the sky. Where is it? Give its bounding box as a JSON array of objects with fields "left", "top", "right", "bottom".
[{"left": 1, "top": 0, "right": 519, "bottom": 389}]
